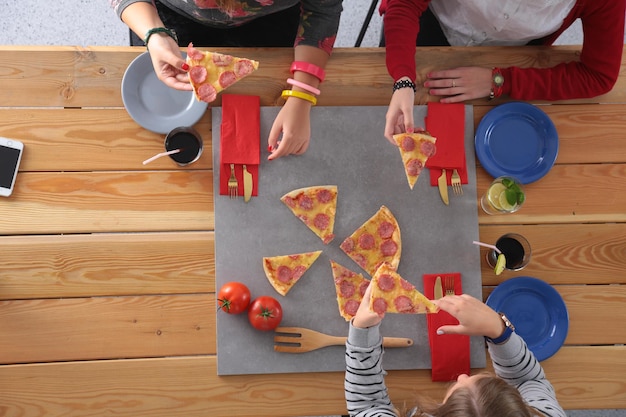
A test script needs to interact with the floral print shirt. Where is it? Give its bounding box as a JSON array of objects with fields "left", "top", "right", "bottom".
[{"left": 110, "top": 0, "right": 342, "bottom": 54}]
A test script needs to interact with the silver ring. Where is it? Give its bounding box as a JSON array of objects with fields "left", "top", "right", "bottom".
[{"left": 452, "top": 80, "right": 456, "bottom": 88}]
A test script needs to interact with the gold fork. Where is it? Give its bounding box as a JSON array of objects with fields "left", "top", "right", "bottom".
[
  {"left": 451, "top": 169, "right": 463, "bottom": 195},
  {"left": 228, "top": 163, "right": 238, "bottom": 199},
  {"left": 444, "top": 275, "right": 456, "bottom": 296}
]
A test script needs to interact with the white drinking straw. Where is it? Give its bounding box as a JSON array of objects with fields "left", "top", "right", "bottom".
[
  {"left": 472, "top": 240, "right": 502, "bottom": 254},
  {"left": 142, "top": 149, "right": 181, "bottom": 165}
]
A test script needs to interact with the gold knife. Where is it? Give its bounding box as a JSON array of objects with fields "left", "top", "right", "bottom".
[
  {"left": 243, "top": 164, "right": 253, "bottom": 202},
  {"left": 437, "top": 169, "right": 449, "bottom": 205},
  {"left": 434, "top": 276, "right": 443, "bottom": 300}
]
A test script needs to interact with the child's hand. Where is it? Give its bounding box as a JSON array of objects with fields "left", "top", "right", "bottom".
[{"left": 352, "top": 283, "right": 384, "bottom": 329}]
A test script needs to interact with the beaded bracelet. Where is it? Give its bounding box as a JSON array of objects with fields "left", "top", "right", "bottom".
[
  {"left": 286, "top": 78, "right": 321, "bottom": 96},
  {"left": 144, "top": 27, "right": 178, "bottom": 49},
  {"left": 290, "top": 61, "right": 326, "bottom": 83},
  {"left": 393, "top": 79, "right": 416, "bottom": 93},
  {"left": 281, "top": 89, "right": 317, "bottom": 105}
]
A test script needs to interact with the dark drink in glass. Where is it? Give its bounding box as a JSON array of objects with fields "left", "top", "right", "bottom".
[
  {"left": 165, "top": 127, "right": 203, "bottom": 166},
  {"left": 487, "top": 233, "right": 531, "bottom": 271}
]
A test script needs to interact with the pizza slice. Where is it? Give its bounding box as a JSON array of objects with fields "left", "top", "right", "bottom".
[
  {"left": 186, "top": 42, "right": 259, "bottom": 103},
  {"left": 281, "top": 185, "right": 338, "bottom": 244},
  {"left": 339, "top": 205, "right": 401, "bottom": 276},
  {"left": 393, "top": 131, "right": 437, "bottom": 189},
  {"left": 262, "top": 250, "right": 322, "bottom": 296},
  {"left": 369, "top": 263, "right": 439, "bottom": 314},
  {"left": 330, "top": 260, "right": 370, "bottom": 321}
]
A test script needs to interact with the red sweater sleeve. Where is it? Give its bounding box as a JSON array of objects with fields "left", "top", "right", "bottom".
[
  {"left": 383, "top": 0, "right": 430, "bottom": 82},
  {"left": 505, "top": 0, "right": 625, "bottom": 100}
]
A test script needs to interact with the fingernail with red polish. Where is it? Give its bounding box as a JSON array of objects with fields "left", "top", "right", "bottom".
[
  {"left": 268, "top": 145, "right": 273, "bottom": 152},
  {"left": 181, "top": 63, "right": 190, "bottom": 71}
]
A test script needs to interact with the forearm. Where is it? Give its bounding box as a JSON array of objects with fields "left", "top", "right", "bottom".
[
  {"left": 292, "top": 45, "right": 329, "bottom": 91},
  {"left": 120, "top": 1, "right": 165, "bottom": 41},
  {"left": 345, "top": 323, "right": 396, "bottom": 417}
]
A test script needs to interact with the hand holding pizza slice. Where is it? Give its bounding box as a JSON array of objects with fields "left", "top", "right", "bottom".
[{"left": 186, "top": 42, "right": 259, "bottom": 103}]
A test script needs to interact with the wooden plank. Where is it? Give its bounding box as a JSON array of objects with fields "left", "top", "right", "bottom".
[
  {"left": 478, "top": 223, "right": 626, "bottom": 285},
  {"left": 2, "top": 164, "right": 623, "bottom": 236},
  {"left": 0, "top": 347, "right": 624, "bottom": 416},
  {"left": 0, "top": 232, "right": 214, "bottom": 300},
  {"left": 0, "top": 295, "right": 215, "bottom": 364},
  {"left": 3, "top": 46, "right": 626, "bottom": 108},
  {"left": 1, "top": 284, "right": 622, "bottom": 364},
  {"left": 0, "top": 171, "right": 213, "bottom": 235},
  {"left": 473, "top": 104, "right": 626, "bottom": 164},
  {"left": 0, "top": 224, "right": 622, "bottom": 302},
  {"left": 477, "top": 164, "right": 626, "bottom": 224},
  {"left": 0, "top": 109, "right": 212, "bottom": 172}
]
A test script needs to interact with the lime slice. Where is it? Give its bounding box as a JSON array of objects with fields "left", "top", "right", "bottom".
[
  {"left": 498, "top": 191, "right": 516, "bottom": 211},
  {"left": 494, "top": 253, "right": 506, "bottom": 275},
  {"left": 488, "top": 183, "right": 507, "bottom": 210}
]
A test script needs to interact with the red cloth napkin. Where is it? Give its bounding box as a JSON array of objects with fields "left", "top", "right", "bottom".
[
  {"left": 423, "top": 272, "right": 470, "bottom": 382},
  {"left": 219, "top": 94, "right": 260, "bottom": 196},
  {"left": 425, "top": 102, "right": 468, "bottom": 186}
]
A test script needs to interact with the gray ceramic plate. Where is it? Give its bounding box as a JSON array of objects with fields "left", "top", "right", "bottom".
[{"left": 121, "top": 51, "right": 207, "bottom": 134}]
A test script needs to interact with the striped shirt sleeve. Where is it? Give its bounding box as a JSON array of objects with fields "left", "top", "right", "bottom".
[
  {"left": 345, "top": 323, "right": 397, "bottom": 417},
  {"left": 488, "top": 333, "right": 567, "bottom": 417}
]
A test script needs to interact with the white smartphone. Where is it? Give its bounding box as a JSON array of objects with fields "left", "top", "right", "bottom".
[{"left": 0, "top": 137, "right": 24, "bottom": 197}]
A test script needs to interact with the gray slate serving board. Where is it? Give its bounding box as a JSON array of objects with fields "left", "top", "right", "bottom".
[{"left": 213, "top": 105, "right": 485, "bottom": 375}]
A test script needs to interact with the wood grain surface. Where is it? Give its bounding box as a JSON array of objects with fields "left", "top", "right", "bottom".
[{"left": 0, "top": 45, "right": 625, "bottom": 415}]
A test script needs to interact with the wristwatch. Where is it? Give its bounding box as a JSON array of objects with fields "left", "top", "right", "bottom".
[
  {"left": 489, "top": 67, "right": 504, "bottom": 100},
  {"left": 486, "top": 312, "right": 515, "bottom": 344}
]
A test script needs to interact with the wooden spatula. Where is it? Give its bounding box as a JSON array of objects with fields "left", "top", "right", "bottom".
[{"left": 274, "top": 326, "right": 413, "bottom": 353}]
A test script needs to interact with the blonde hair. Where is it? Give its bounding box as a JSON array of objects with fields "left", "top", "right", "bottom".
[{"left": 396, "top": 374, "right": 544, "bottom": 417}]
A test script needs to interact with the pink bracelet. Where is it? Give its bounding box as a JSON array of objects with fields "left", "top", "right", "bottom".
[
  {"left": 286, "top": 78, "right": 321, "bottom": 96},
  {"left": 290, "top": 61, "right": 326, "bottom": 82}
]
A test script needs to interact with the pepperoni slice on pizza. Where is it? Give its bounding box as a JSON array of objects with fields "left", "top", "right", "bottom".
[
  {"left": 339, "top": 205, "right": 401, "bottom": 276},
  {"left": 330, "top": 260, "right": 370, "bottom": 321},
  {"left": 393, "top": 132, "right": 437, "bottom": 189},
  {"left": 186, "top": 42, "right": 259, "bottom": 103},
  {"left": 281, "top": 185, "right": 338, "bottom": 244},
  {"left": 369, "top": 263, "right": 439, "bottom": 315},
  {"left": 262, "top": 250, "right": 322, "bottom": 296}
]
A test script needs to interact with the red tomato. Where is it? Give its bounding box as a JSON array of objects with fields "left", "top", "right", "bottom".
[
  {"left": 217, "top": 282, "right": 251, "bottom": 314},
  {"left": 248, "top": 296, "right": 283, "bottom": 331}
]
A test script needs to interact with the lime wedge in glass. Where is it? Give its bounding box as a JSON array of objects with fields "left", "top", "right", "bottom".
[{"left": 494, "top": 253, "right": 506, "bottom": 275}]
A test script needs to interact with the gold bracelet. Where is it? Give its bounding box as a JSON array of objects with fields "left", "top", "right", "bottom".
[{"left": 281, "top": 89, "right": 317, "bottom": 105}]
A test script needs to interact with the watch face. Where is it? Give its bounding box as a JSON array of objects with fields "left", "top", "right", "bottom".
[{"left": 494, "top": 74, "right": 504, "bottom": 86}]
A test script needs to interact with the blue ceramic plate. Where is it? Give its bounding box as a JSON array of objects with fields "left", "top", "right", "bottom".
[
  {"left": 486, "top": 276, "right": 569, "bottom": 361},
  {"left": 121, "top": 51, "right": 207, "bottom": 134},
  {"left": 475, "top": 102, "right": 558, "bottom": 184}
]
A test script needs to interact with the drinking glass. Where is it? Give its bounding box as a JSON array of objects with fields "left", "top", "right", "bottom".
[
  {"left": 486, "top": 233, "right": 532, "bottom": 271},
  {"left": 164, "top": 126, "right": 203, "bottom": 166},
  {"left": 480, "top": 176, "right": 525, "bottom": 215}
]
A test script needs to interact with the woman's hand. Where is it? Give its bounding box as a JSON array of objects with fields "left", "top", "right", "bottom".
[
  {"left": 433, "top": 294, "right": 504, "bottom": 338},
  {"left": 384, "top": 83, "right": 416, "bottom": 144},
  {"left": 424, "top": 66, "right": 492, "bottom": 103},
  {"left": 267, "top": 97, "right": 312, "bottom": 160},
  {"left": 146, "top": 34, "right": 193, "bottom": 91},
  {"left": 352, "top": 283, "right": 384, "bottom": 329}
]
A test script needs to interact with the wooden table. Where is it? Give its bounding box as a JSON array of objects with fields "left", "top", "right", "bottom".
[{"left": 0, "top": 45, "right": 625, "bottom": 416}]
